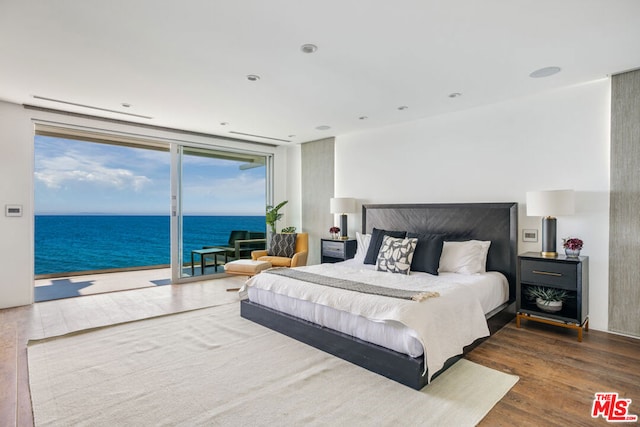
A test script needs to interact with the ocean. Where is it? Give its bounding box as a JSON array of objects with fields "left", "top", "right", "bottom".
[{"left": 34, "top": 215, "right": 266, "bottom": 275}]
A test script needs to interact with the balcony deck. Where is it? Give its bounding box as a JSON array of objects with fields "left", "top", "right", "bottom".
[{"left": 34, "top": 265, "right": 236, "bottom": 302}]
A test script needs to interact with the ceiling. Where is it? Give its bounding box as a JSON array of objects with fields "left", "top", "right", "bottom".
[{"left": 1, "top": 0, "right": 639, "bottom": 145}]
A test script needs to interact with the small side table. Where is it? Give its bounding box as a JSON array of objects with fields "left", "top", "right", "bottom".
[
  {"left": 516, "top": 252, "right": 589, "bottom": 341},
  {"left": 191, "top": 248, "right": 228, "bottom": 275},
  {"left": 321, "top": 238, "right": 357, "bottom": 263}
]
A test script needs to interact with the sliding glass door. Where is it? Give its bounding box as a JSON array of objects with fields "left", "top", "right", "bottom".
[{"left": 174, "top": 145, "right": 268, "bottom": 279}]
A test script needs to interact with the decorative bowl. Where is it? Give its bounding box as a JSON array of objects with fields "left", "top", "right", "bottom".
[{"left": 536, "top": 297, "right": 562, "bottom": 313}]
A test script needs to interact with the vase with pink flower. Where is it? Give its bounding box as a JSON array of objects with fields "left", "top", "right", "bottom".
[
  {"left": 563, "top": 237, "right": 583, "bottom": 258},
  {"left": 329, "top": 226, "right": 340, "bottom": 240}
]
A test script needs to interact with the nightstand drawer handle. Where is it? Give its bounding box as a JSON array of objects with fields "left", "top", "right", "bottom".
[{"left": 532, "top": 270, "right": 562, "bottom": 277}]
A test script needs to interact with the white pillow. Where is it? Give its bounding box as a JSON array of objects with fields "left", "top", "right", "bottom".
[
  {"left": 439, "top": 240, "right": 490, "bottom": 274},
  {"left": 354, "top": 232, "right": 371, "bottom": 263},
  {"left": 472, "top": 240, "right": 491, "bottom": 272}
]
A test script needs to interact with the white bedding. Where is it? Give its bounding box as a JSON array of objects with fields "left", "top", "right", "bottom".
[{"left": 240, "top": 260, "right": 508, "bottom": 381}]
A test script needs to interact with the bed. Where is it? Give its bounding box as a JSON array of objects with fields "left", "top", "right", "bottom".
[{"left": 240, "top": 202, "right": 518, "bottom": 389}]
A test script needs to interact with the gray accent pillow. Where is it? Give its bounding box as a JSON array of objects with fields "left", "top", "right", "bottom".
[
  {"left": 364, "top": 228, "right": 407, "bottom": 265},
  {"left": 376, "top": 236, "right": 418, "bottom": 275},
  {"left": 268, "top": 233, "right": 297, "bottom": 257}
]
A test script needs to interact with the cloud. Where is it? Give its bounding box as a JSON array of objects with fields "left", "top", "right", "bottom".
[
  {"left": 35, "top": 150, "right": 152, "bottom": 191},
  {"left": 181, "top": 172, "right": 266, "bottom": 214},
  {"left": 185, "top": 172, "right": 265, "bottom": 198},
  {"left": 33, "top": 136, "right": 266, "bottom": 215}
]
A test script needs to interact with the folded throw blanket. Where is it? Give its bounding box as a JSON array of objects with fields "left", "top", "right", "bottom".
[{"left": 265, "top": 267, "right": 439, "bottom": 302}]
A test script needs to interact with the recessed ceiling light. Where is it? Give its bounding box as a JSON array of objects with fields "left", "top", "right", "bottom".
[
  {"left": 220, "top": 122, "right": 229, "bottom": 126},
  {"left": 397, "top": 106, "right": 408, "bottom": 111},
  {"left": 300, "top": 43, "right": 318, "bottom": 54},
  {"left": 121, "top": 102, "right": 131, "bottom": 108},
  {"left": 359, "top": 116, "right": 368, "bottom": 120},
  {"left": 529, "top": 66, "right": 561, "bottom": 78},
  {"left": 315, "top": 125, "right": 331, "bottom": 131},
  {"left": 288, "top": 134, "right": 296, "bottom": 138},
  {"left": 246, "top": 74, "right": 261, "bottom": 81},
  {"left": 448, "top": 92, "right": 462, "bottom": 98}
]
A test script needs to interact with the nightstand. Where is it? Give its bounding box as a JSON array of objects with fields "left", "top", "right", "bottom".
[
  {"left": 321, "top": 238, "right": 357, "bottom": 263},
  {"left": 516, "top": 252, "right": 589, "bottom": 341}
]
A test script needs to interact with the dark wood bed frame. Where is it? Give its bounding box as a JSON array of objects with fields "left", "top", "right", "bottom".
[{"left": 240, "top": 202, "right": 518, "bottom": 389}]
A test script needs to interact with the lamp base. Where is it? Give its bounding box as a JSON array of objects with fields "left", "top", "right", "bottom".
[
  {"left": 541, "top": 216, "right": 557, "bottom": 258},
  {"left": 340, "top": 214, "right": 348, "bottom": 239}
]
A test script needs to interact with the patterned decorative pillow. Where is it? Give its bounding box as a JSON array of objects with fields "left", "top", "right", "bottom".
[
  {"left": 376, "top": 236, "right": 418, "bottom": 275},
  {"left": 364, "top": 228, "right": 407, "bottom": 265},
  {"left": 268, "top": 233, "right": 297, "bottom": 257}
]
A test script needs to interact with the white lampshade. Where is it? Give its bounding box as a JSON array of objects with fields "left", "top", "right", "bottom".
[
  {"left": 526, "top": 190, "right": 575, "bottom": 217},
  {"left": 330, "top": 197, "right": 356, "bottom": 214}
]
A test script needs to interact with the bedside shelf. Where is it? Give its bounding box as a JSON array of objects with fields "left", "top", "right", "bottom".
[
  {"left": 321, "top": 238, "right": 356, "bottom": 263},
  {"left": 516, "top": 252, "right": 589, "bottom": 341}
]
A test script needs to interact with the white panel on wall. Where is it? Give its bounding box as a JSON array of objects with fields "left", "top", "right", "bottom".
[
  {"left": 284, "top": 144, "right": 302, "bottom": 232},
  {"left": 0, "top": 101, "right": 35, "bottom": 308},
  {"left": 335, "top": 80, "right": 611, "bottom": 331}
]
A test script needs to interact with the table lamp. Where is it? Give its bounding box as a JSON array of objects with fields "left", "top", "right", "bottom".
[
  {"left": 330, "top": 197, "right": 356, "bottom": 239},
  {"left": 526, "top": 189, "right": 575, "bottom": 257}
]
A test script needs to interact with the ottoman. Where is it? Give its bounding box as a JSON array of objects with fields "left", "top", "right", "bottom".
[{"left": 224, "top": 260, "right": 272, "bottom": 291}]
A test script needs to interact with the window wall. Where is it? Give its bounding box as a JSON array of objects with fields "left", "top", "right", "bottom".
[{"left": 34, "top": 123, "right": 272, "bottom": 296}]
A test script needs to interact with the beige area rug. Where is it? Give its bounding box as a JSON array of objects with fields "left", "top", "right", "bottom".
[{"left": 28, "top": 303, "right": 518, "bottom": 426}]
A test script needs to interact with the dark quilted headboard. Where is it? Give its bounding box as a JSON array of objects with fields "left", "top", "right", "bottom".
[{"left": 362, "top": 202, "right": 518, "bottom": 300}]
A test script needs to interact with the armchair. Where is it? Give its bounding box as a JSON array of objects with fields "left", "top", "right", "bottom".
[{"left": 252, "top": 232, "right": 308, "bottom": 267}]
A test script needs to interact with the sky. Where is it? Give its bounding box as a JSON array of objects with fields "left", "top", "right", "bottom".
[{"left": 34, "top": 136, "right": 266, "bottom": 215}]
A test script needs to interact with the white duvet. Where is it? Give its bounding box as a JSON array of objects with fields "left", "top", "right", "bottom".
[{"left": 240, "top": 262, "right": 503, "bottom": 381}]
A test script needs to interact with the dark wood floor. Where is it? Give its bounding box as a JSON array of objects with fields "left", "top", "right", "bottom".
[
  {"left": 2, "top": 283, "right": 639, "bottom": 426},
  {"left": 470, "top": 319, "right": 640, "bottom": 426}
]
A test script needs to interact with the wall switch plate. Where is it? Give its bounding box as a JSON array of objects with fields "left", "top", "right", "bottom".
[
  {"left": 5, "top": 204, "right": 23, "bottom": 217},
  {"left": 523, "top": 229, "right": 538, "bottom": 242}
]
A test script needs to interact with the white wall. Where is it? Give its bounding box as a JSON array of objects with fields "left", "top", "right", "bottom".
[
  {"left": 0, "top": 102, "right": 35, "bottom": 308},
  {"left": 283, "top": 144, "right": 302, "bottom": 232},
  {"left": 335, "top": 79, "right": 611, "bottom": 331},
  {"left": 0, "top": 101, "right": 284, "bottom": 308}
]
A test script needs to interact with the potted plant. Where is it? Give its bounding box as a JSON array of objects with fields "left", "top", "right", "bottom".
[
  {"left": 281, "top": 226, "right": 296, "bottom": 233},
  {"left": 266, "top": 200, "right": 288, "bottom": 234},
  {"left": 562, "top": 237, "right": 583, "bottom": 258},
  {"left": 525, "top": 286, "right": 570, "bottom": 313}
]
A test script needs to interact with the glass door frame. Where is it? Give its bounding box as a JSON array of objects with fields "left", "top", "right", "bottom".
[{"left": 170, "top": 142, "right": 273, "bottom": 283}]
